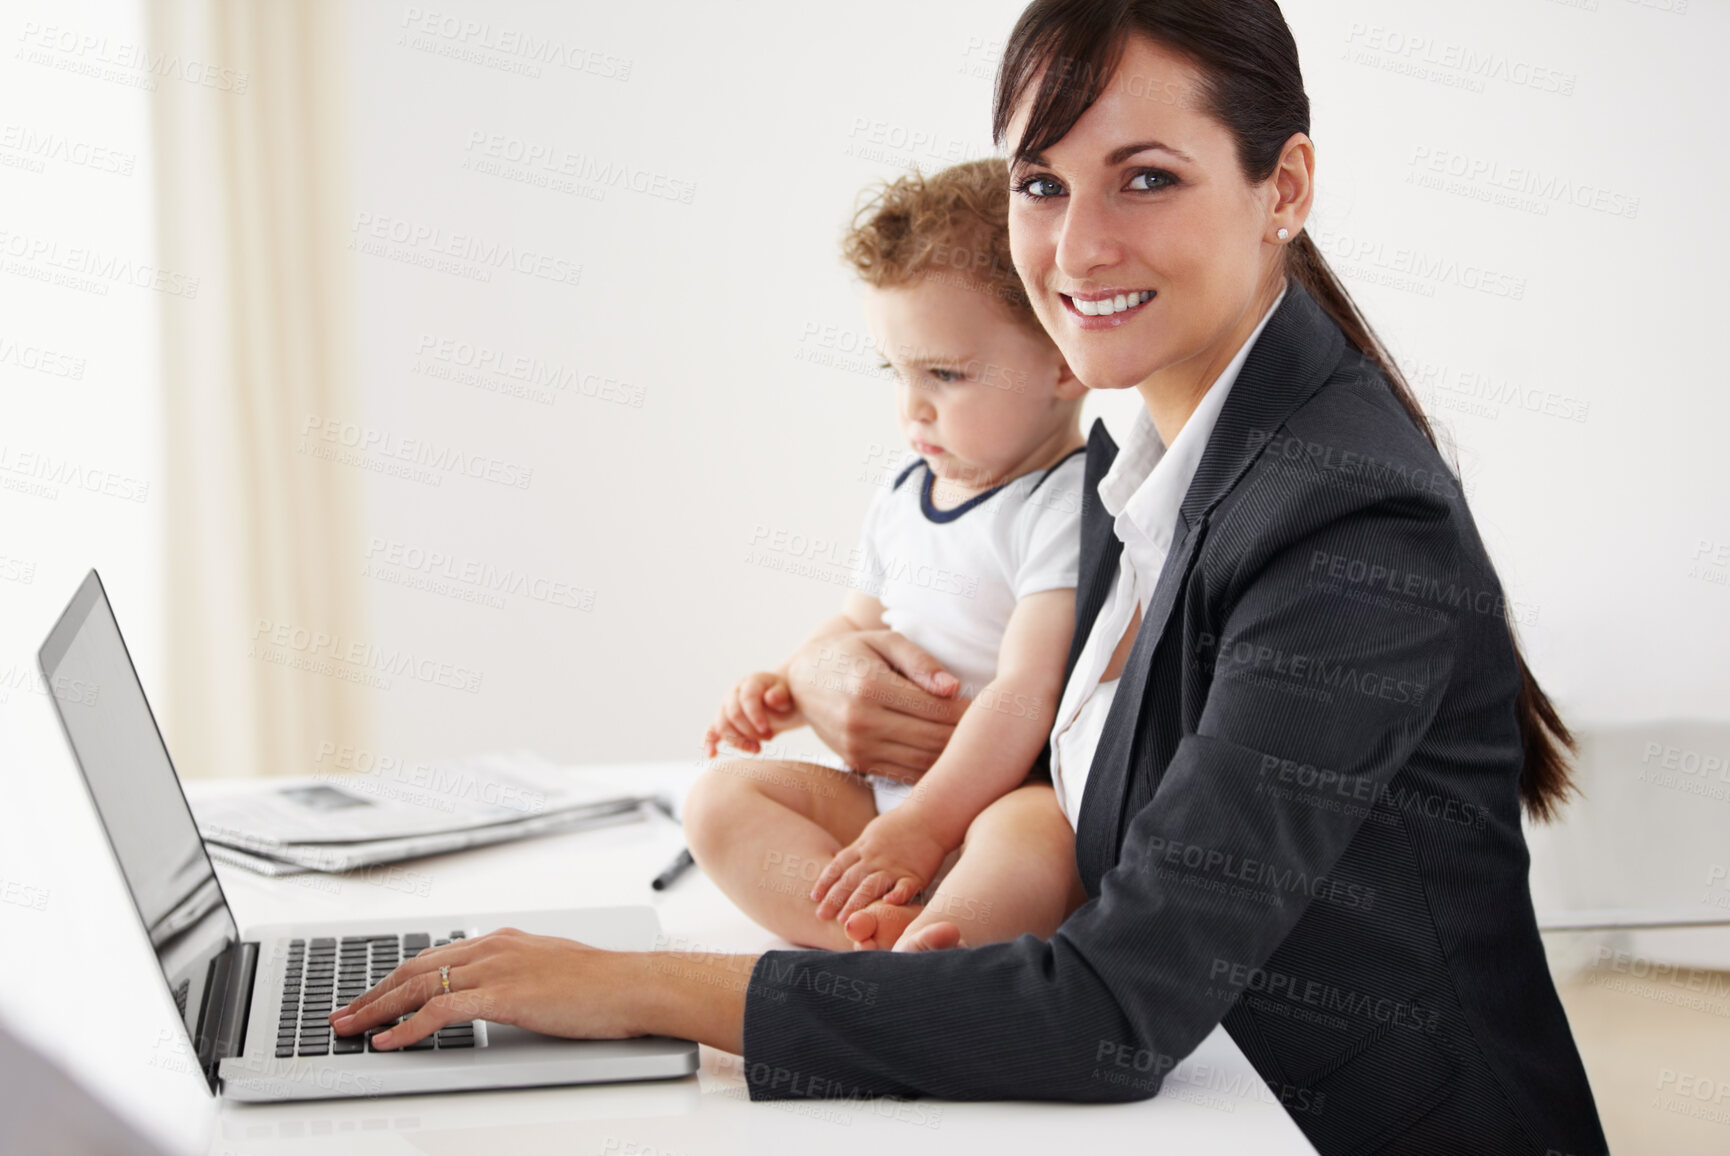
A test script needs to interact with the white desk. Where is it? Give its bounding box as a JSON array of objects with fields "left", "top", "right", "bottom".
[{"left": 109, "top": 763, "right": 1323, "bottom": 1154}]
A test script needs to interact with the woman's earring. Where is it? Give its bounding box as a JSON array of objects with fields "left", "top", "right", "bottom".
[{"left": 1277, "top": 227, "right": 1290, "bottom": 241}]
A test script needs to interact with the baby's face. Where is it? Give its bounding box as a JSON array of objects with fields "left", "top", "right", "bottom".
[{"left": 861, "top": 276, "right": 1078, "bottom": 490}]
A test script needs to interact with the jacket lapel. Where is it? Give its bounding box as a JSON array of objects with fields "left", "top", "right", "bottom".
[
  {"left": 1059, "top": 418, "right": 1124, "bottom": 694},
  {"left": 1074, "top": 514, "right": 1199, "bottom": 892},
  {"left": 1178, "top": 280, "right": 1347, "bottom": 528}
]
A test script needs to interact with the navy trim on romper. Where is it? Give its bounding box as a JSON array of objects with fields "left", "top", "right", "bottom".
[
  {"left": 918, "top": 463, "right": 1006, "bottom": 523},
  {"left": 914, "top": 445, "right": 1087, "bottom": 523}
]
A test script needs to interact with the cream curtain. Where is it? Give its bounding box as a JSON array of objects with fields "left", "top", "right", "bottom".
[{"left": 148, "top": 0, "right": 368, "bottom": 777}]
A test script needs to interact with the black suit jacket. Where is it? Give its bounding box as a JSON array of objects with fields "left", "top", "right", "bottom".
[{"left": 740, "top": 283, "right": 1607, "bottom": 1156}]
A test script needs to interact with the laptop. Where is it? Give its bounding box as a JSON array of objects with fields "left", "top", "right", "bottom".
[{"left": 37, "top": 570, "right": 699, "bottom": 1102}]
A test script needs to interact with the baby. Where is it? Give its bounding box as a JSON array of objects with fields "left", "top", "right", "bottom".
[{"left": 685, "top": 158, "right": 1088, "bottom": 952}]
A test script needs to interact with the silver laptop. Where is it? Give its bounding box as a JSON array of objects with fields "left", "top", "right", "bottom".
[{"left": 37, "top": 570, "right": 698, "bottom": 1102}]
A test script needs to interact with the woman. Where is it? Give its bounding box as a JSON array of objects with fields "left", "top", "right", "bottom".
[{"left": 332, "top": 3, "right": 1608, "bottom": 1151}]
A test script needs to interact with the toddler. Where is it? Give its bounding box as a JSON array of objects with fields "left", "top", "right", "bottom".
[{"left": 686, "top": 158, "right": 1088, "bottom": 952}]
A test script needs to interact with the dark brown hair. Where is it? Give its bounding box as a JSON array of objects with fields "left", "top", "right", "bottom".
[
  {"left": 992, "top": 0, "right": 1576, "bottom": 820},
  {"left": 840, "top": 158, "right": 1045, "bottom": 332}
]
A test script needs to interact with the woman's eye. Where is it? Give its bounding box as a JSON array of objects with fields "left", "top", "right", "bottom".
[
  {"left": 1127, "top": 168, "right": 1176, "bottom": 192},
  {"left": 1013, "top": 174, "right": 1064, "bottom": 199}
]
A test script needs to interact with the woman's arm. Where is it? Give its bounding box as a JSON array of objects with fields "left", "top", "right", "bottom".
[{"left": 338, "top": 480, "right": 1461, "bottom": 1101}]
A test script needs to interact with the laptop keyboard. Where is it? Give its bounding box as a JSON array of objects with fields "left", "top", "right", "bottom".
[{"left": 274, "top": 932, "right": 477, "bottom": 1058}]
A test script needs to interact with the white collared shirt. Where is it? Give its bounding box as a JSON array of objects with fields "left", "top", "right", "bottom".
[{"left": 1048, "top": 286, "right": 1287, "bottom": 827}]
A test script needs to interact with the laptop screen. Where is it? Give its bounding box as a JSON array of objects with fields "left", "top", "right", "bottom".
[{"left": 38, "top": 571, "right": 238, "bottom": 1091}]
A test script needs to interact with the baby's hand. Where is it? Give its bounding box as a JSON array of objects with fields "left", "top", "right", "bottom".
[
  {"left": 701, "top": 671, "right": 799, "bottom": 758},
  {"left": 811, "top": 812, "right": 949, "bottom": 923}
]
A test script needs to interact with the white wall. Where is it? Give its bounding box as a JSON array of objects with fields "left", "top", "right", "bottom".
[
  {"left": 339, "top": 0, "right": 1727, "bottom": 776},
  {"left": 341, "top": 0, "right": 1131, "bottom": 773}
]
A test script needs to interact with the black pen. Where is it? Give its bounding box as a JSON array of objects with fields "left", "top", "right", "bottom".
[{"left": 651, "top": 846, "right": 695, "bottom": 891}]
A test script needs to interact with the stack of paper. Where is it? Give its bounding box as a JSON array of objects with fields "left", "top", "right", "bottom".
[{"left": 191, "top": 751, "right": 663, "bottom": 876}]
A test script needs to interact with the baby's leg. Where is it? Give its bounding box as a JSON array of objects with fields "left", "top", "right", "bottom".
[
  {"left": 845, "top": 783, "right": 1084, "bottom": 951},
  {"left": 683, "top": 758, "right": 878, "bottom": 951}
]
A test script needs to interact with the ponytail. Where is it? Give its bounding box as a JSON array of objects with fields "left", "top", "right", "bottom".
[{"left": 1286, "top": 231, "right": 1578, "bottom": 821}]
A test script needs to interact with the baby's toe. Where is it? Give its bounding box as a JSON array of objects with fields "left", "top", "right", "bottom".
[{"left": 844, "top": 908, "right": 880, "bottom": 948}]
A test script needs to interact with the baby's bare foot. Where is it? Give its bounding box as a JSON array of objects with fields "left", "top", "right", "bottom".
[
  {"left": 844, "top": 900, "right": 923, "bottom": 950},
  {"left": 893, "top": 920, "right": 964, "bottom": 952}
]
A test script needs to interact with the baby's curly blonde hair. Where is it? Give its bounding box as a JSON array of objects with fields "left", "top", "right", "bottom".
[{"left": 840, "top": 158, "right": 1040, "bottom": 331}]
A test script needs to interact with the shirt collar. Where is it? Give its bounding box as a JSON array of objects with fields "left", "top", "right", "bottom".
[{"left": 1097, "top": 284, "right": 1289, "bottom": 541}]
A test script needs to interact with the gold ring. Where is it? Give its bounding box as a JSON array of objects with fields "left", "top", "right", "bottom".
[{"left": 440, "top": 964, "right": 451, "bottom": 994}]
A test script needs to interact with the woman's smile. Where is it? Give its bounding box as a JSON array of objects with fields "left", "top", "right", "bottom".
[{"left": 1060, "top": 288, "right": 1158, "bottom": 329}]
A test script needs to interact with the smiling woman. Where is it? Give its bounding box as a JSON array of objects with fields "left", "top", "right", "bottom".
[
  {"left": 331, "top": 4, "right": 1608, "bottom": 1154},
  {"left": 995, "top": 0, "right": 1576, "bottom": 822}
]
